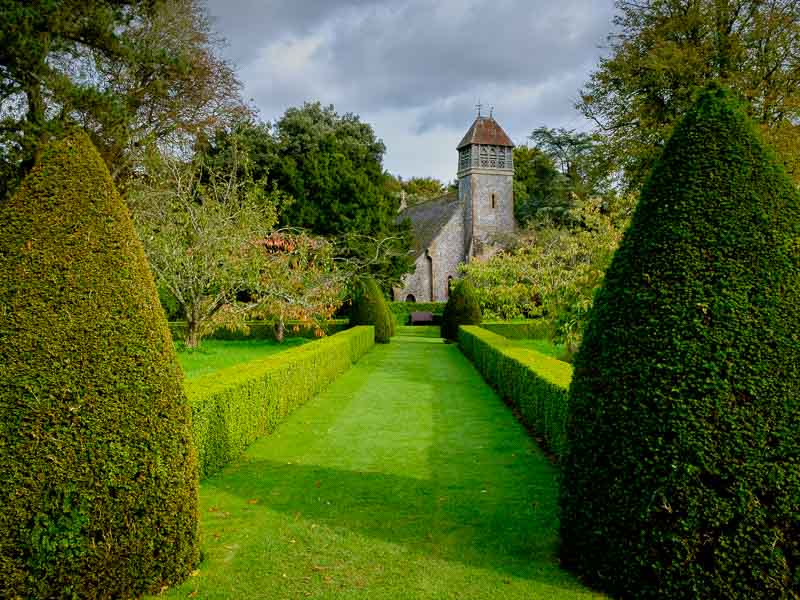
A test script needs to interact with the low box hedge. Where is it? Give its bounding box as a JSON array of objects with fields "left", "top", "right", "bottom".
[
  {"left": 185, "top": 326, "right": 375, "bottom": 478},
  {"left": 169, "top": 319, "right": 349, "bottom": 342},
  {"left": 479, "top": 319, "right": 553, "bottom": 340},
  {"left": 458, "top": 325, "right": 572, "bottom": 458}
]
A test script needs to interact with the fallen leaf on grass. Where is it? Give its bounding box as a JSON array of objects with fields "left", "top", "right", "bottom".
[
  {"left": 247, "top": 499, "right": 259, "bottom": 505},
  {"left": 187, "top": 591, "right": 198, "bottom": 598},
  {"left": 190, "top": 570, "right": 200, "bottom": 577}
]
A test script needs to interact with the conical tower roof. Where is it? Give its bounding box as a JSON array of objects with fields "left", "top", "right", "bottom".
[{"left": 457, "top": 115, "right": 514, "bottom": 149}]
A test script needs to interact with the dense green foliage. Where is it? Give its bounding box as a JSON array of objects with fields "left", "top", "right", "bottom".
[
  {"left": 441, "top": 280, "right": 482, "bottom": 341},
  {"left": 388, "top": 301, "right": 445, "bottom": 326},
  {"left": 383, "top": 173, "right": 449, "bottom": 207},
  {"left": 514, "top": 129, "right": 614, "bottom": 227},
  {"left": 0, "top": 133, "right": 198, "bottom": 598},
  {"left": 205, "top": 106, "right": 413, "bottom": 283},
  {"left": 351, "top": 278, "right": 395, "bottom": 343},
  {"left": 582, "top": 0, "right": 800, "bottom": 188},
  {"left": 154, "top": 328, "right": 597, "bottom": 599},
  {"left": 458, "top": 326, "right": 572, "bottom": 458},
  {"left": 461, "top": 198, "right": 630, "bottom": 353},
  {"left": 512, "top": 145, "right": 565, "bottom": 226},
  {"left": 185, "top": 326, "right": 375, "bottom": 477},
  {"left": 561, "top": 87, "right": 800, "bottom": 599},
  {"left": 0, "top": 0, "right": 243, "bottom": 197}
]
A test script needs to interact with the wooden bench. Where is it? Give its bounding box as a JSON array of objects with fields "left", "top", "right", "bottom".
[{"left": 409, "top": 311, "right": 434, "bottom": 325}]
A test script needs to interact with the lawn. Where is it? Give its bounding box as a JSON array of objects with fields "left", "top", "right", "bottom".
[
  {"left": 177, "top": 338, "right": 310, "bottom": 380},
  {"left": 508, "top": 337, "right": 565, "bottom": 360},
  {"left": 154, "top": 326, "right": 604, "bottom": 599}
]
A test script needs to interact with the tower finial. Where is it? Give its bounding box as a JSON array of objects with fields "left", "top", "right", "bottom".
[{"left": 475, "top": 100, "right": 482, "bottom": 118}]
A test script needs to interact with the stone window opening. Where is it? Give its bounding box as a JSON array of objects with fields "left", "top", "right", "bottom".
[
  {"left": 406, "top": 294, "right": 416, "bottom": 303},
  {"left": 491, "top": 193, "right": 496, "bottom": 209},
  {"left": 479, "top": 145, "right": 489, "bottom": 167}
]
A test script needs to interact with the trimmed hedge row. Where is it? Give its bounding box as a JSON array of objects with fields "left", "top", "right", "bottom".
[
  {"left": 479, "top": 319, "right": 553, "bottom": 340},
  {"left": 168, "top": 319, "right": 349, "bottom": 342},
  {"left": 185, "top": 326, "right": 375, "bottom": 478},
  {"left": 458, "top": 325, "right": 572, "bottom": 458},
  {"left": 389, "top": 301, "right": 445, "bottom": 326}
]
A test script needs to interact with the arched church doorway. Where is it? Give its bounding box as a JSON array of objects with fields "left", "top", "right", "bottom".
[{"left": 406, "top": 294, "right": 416, "bottom": 303}]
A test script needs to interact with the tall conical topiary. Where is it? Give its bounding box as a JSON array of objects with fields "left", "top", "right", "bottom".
[
  {"left": 560, "top": 85, "right": 800, "bottom": 599},
  {"left": 350, "top": 277, "right": 394, "bottom": 343},
  {"left": 441, "top": 279, "right": 482, "bottom": 340},
  {"left": 0, "top": 133, "right": 199, "bottom": 598}
]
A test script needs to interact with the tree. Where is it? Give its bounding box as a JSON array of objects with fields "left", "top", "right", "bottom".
[
  {"left": 0, "top": 132, "right": 198, "bottom": 597},
  {"left": 130, "top": 145, "right": 280, "bottom": 348},
  {"left": 250, "top": 232, "right": 345, "bottom": 342},
  {"left": 384, "top": 174, "right": 448, "bottom": 208},
  {"left": 582, "top": 0, "right": 800, "bottom": 189},
  {"left": 269, "top": 103, "right": 413, "bottom": 284},
  {"left": 350, "top": 277, "right": 395, "bottom": 343},
  {"left": 461, "top": 198, "right": 630, "bottom": 353},
  {"left": 512, "top": 145, "right": 569, "bottom": 226},
  {"left": 514, "top": 128, "right": 615, "bottom": 227},
  {"left": 561, "top": 86, "right": 800, "bottom": 599},
  {"left": 0, "top": 0, "right": 245, "bottom": 198},
  {"left": 440, "top": 279, "right": 482, "bottom": 341}
]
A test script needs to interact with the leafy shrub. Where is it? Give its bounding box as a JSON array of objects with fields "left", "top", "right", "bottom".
[
  {"left": 350, "top": 278, "right": 394, "bottom": 343},
  {"left": 441, "top": 279, "right": 482, "bottom": 340},
  {"left": 186, "top": 326, "right": 375, "bottom": 477},
  {"left": 0, "top": 133, "right": 199, "bottom": 599},
  {"left": 560, "top": 86, "right": 800, "bottom": 599},
  {"left": 459, "top": 326, "right": 572, "bottom": 458}
]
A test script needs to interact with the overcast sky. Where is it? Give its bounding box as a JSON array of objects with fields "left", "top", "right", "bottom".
[{"left": 205, "top": 0, "right": 619, "bottom": 183}]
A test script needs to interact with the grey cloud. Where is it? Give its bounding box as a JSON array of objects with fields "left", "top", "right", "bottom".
[
  {"left": 205, "top": 0, "right": 393, "bottom": 64},
  {"left": 204, "top": 0, "right": 619, "bottom": 180},
  {"left": 324, "top": 0, "right": 613, "bottom": 109}
]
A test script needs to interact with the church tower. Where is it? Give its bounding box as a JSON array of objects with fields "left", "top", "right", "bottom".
[{"left": 456, "top": 111, "right": 515, "bottom": 257}]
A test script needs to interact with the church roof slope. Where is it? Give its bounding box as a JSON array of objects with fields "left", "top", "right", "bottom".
[
  {"left": 399, "top": 192, "right": 461, "bottom": 258},
  {"left": 457, "top": 116, "right": 514, "bottom": 149}
]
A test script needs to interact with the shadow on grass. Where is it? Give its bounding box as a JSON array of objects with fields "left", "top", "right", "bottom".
[
  {"left": 206, "top": 457, "right": 562, "bottom": 582},
  {"left": 180, "top": 329, "right": 597, "bottom": 597}
]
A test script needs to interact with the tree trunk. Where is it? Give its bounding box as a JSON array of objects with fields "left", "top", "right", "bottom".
[
  {"left": 274, "top": 317, "right": 285, "bottom": 343},
  {"left": 185, "top": 317, "right": 201, "bottom": 349}
]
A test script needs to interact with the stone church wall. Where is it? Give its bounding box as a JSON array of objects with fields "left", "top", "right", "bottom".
[
  {"left": 430, "top": 209, "right": 466, "bottom": 301},
  {"left": 394, "top": 252, "right": 432, "bottom": 302},
  {"left": 393, "top": 206, "right": 465, "bottom": 303},
  {"left": 467, "top": 171, "right": 515, "bottom": 251}
]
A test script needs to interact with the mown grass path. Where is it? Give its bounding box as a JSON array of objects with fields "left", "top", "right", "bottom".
[{"left": 158, "top": 327, "right": 603, "bottom": 599}]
